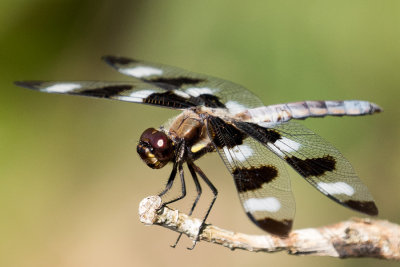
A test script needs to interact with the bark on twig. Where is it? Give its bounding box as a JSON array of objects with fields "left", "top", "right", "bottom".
[{"left": 138, "top": 196, "right": 399, "bottom": 260}]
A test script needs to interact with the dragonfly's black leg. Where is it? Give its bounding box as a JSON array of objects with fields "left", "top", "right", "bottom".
[
  {"left": 159, "top": 141, "right": 185, "bottom": 199},
  {"left": 171, "top": 162, "right": 202, "bottom": 248},
  {"left": 187, "top": 162, "right": 218, "bottom": 250},
  {"left": 158, "top": 162, "right": 178, "bottom": 198},
  {"left": 185, "top": 163, "right": 202, "bottom": 216},
  {"left": 164, "top": 163, "right": 186, "bottom": 205}
]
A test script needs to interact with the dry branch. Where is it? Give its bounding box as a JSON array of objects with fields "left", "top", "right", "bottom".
[{"left": 138, "top": 196, "right": 400, "bottom": 260}]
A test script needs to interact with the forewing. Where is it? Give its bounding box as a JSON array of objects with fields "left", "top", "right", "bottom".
[
  {"left": 207, "top": 116, "right": 295, "bottom": 236},
  {"left": 16, "top": 56, "right": 265, "bottom": 110},
  {"left": 15, "top": 80, "right": 206, "bottom": 109},
  {"left": 102, "top": 55, "right": 264, "bottom": 111},
  {"left": 234, "top": 120, "right": 378, "bottom": 216}
]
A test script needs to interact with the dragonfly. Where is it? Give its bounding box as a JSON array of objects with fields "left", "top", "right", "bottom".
[{"left": 15, "top": 55, "right": 380, "bottom": 248}]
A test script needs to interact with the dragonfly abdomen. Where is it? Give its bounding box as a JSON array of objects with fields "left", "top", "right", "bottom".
[{"left": 239, "top": 100, "right": 382, "bottom": 123}]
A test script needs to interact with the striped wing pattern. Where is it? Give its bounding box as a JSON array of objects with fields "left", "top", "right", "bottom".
[
  {"left": 234, "top": 120, "right": 378, "bottom": 216},
  {"left": 15, "top": 80, "right": 205, "bottom": 109},
  {"left": 16, "top": 56, "right": 263, "bottom": 111},
  {"left": 207, "top": 116, "right": 295, "bottom": 236},
  {"left": 102, "top": 56, "right": 264, "bottom": 110}
]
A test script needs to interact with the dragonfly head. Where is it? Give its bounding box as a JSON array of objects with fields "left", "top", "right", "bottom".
[{"left": 137, "top": 128, "right": 174, "bottom": 169}]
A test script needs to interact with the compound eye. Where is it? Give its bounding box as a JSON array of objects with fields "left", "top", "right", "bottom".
[
  {"left": 151, "top": 132, "right": 169, "bottom": 150},
  {"left": 139, "top": 128, "right": 172, "bottom": 153},
  {"left": 140, "top": 128, "right": 157, "bottom": 142},
  {"left": 138, "top": 128, "right": 174, "bottom": 169}
]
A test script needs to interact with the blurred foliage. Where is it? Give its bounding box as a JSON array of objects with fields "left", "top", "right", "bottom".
[{"left": 1, "top": 1, "right": 399, "bottom": 267}]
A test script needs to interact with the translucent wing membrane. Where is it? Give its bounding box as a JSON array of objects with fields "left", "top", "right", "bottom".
[
  {"left": 234, "top": 120, "right": 378, "bottom": 216},
  {"left": 207, "top": 116, "right": 295, "bottom": 236},
  {"left": 102, "top": 55, "right": 264, "bottom": 110},
  {"left": 15, "top": 80, "right": 215, "bottom": 109},
  {"left": 16, "top": 56, "right": 264, "bottom": 111}
]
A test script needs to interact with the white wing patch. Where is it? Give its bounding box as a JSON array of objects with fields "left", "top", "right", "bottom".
[
  {"left": 44, "top": 83, "right": 81, "bottom": 93},
  {"left": 274, "top": 137, "right": 302, "bottom": 153},
  {"left": 115, "top": 90, "right": 155, "bottom": 103},
  {"left": 223, "top": 144, "right": 254, "bottom": 164},
  {"left": 129, "top": 90, "right": 155, "bottom": 98},
  {"left": 267, "top": 143, "right": 285, "bottom": 157},
  {"left": 186, "top": 87, "right": 216, "bottom": 97},
  {"left": 172, "top": 90, "right": 190, "bottom": 99},
  {"left": 120, "top": 66, "right": 163, "bottom": 78},
  {"left": 243, "top": 197, "right": 281, "bottom": 213},
  {"left": 317, "top": 182, "right": 355, "bottom": 196},
  {"left": 225, "top": 100, "right": 248, "bottom": 114}
]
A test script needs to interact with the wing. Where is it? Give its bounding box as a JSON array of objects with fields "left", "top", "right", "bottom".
[
  {"left": 102, "top": 56, "right": 264, "bottom": 111},
  {"left": 207, "top": 116, "right": 295, "bottom": 236},
  {"left": 15, "top": 56, "right": 264, "bottom": 111},
  {"left": 234, "top": 120, "right": 378, "bottom": 216},
  {"left": 15, "top": 80, "right": 199, "bottom": 109}
]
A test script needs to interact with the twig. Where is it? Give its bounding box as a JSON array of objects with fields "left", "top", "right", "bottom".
[{"left": 138, "top": 196, "right": 400, "bottom": 260}]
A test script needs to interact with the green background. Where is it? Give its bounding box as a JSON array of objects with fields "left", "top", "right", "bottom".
[{"left": 1, "top": 1, "right": 399, "bottom": 266}]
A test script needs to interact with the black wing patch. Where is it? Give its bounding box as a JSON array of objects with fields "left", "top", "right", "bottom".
[
  {"left": 208, "top": 117, "right": 246, "bottom": 148},
  {"left": 76, "top": 84, "right": 133, "bottom": 98},
  {"left": 233, "top": 166, "right": 278, "bottom": 193},
  {"left": 285, "top": 155, "right": 336, "bottom": 178},
  {"left": 147, "top": 77, "right": 204, "bottom": 88},
  {"left": 102, "top": 55, "right": 140, "bottom": 65}
]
